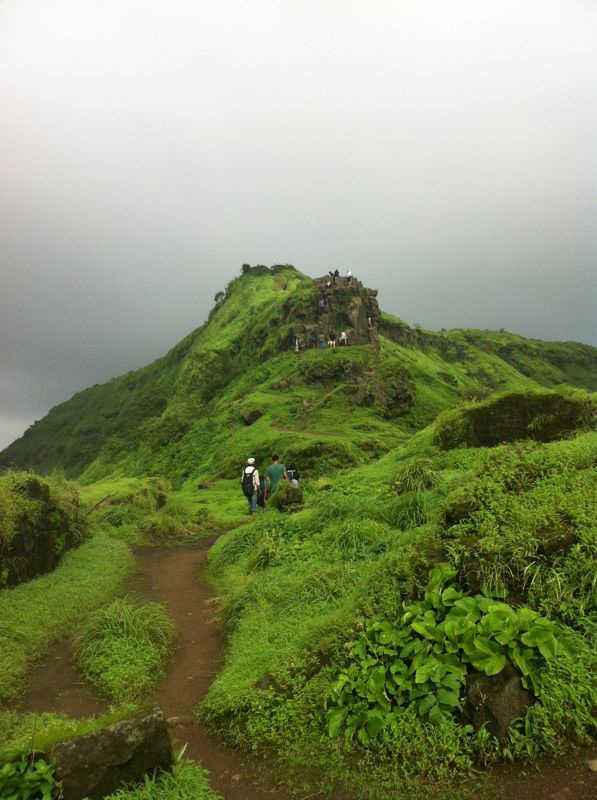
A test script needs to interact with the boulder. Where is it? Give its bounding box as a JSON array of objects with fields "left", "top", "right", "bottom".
[
  {"left": 465, "top": 661, "right": 531, "bottom": 741},
  {"left": 52, "top": 707, "right": 173, "bottom": 800},
  {"left": 240, "top": 408, "right": 263, "bottom": 425}
]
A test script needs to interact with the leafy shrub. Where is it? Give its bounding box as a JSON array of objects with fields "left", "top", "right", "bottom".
[
  {"left": 76, "top": 599, "right": 174, "bottom": 702},
  {"left": 327, "top": 564, "right": 574, "bottom": 746},
  {"left": 0, "top": 755, "right": 57, "bottom": 800}
]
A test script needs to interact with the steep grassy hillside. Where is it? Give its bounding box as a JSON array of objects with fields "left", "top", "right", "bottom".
[{"left": 1, "top": 266, "right": 595, "bottom": 486}]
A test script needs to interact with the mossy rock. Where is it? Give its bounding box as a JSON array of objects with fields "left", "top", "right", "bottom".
[
  {"left": 434, "top": 390, "right": 594, "bottom": 450},
  {"left": 0, "top": 473, "right": 87, "bottom": 587}
]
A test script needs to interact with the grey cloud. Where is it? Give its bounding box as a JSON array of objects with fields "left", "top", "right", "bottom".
[{"left": 0, "top": 0, "right": 595, "bottom": 448}]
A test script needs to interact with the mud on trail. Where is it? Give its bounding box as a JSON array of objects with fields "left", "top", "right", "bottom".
[{"left": 13, "top": 538, "right": 597, "bottom": 800}]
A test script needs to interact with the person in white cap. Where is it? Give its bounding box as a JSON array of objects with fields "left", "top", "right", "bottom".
[{"left": 241, "top": 457, "right": 260, "bottom": 514}]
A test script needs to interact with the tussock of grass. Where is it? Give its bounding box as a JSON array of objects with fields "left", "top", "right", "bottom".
[
  {"left": 76, "top": 599, "right": 174, "bottom": 702},
  {"left": 0, "top": 534, "right": 133, "bottom": 701},
  {"left": 105, "top": 760, "right": 221, "bottom": 800}
]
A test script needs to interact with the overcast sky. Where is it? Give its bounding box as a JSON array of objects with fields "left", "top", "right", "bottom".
[{"left": 1, "top": 1, "right": 595, "bottom": 450}]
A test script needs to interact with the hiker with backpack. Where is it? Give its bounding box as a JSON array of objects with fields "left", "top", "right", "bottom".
[
  {"left": 241, "top": 457, "right": 260, "bottom": 514},
  {"left": 287, "top": 465, "right": 300, "bottom": 488}
]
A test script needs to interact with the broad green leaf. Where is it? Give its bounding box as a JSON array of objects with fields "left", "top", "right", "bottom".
[
  {"left": 437, "top": 688, "right": 460, "bottom": 707},
  {"left": 357, "top": 726, "right": 370, "bottom": 746},
  {"left": 418, "top": 694, "right": 436, "bottom": 716},
  {"left": 428, "top": 704, "right": 447, "bottom": 725},
  {"left": 441, "top": 586, "right": 463, "bottom": 605},
  {"left": 366, "top": 711, "right": 385, "bottom": 738},
  {"left": 411, "top": 620, "right": 438, "bottom": 641},
  {"left": 328, "top": 708, "right": 346, "bottom": 737}
]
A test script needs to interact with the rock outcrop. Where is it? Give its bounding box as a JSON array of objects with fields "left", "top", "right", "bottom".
[
  {"left": 291, "top": 275, "right": 381, "bottom": 348},
  {"left": 52, "top": 707, "right": 173, "bottom": 800},
  {"left": 465, "top": 661, "right": 531, "bottom": 740},
  {"left": 0, "top": 475, "right": 86, "bottom": 588},
  {"left": 434, "top": 390, "right": 595, "bottom": 450}
]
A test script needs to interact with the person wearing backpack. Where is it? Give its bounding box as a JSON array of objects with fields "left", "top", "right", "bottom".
[
  {"left": 287, "top": 465, "right": 300, "bottom": 488},
  {"left": 241, "top": 457, "right": 260, "bottom": 514}
]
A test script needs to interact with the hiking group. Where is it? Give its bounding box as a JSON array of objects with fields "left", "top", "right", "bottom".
[{"left": 241, "top": 455, "right": 300, "bottom": 514}]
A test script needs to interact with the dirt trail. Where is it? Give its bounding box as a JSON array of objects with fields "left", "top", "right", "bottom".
[
  {"left": 13, "top": 538, "right": 596, "bottom": 800},
  {"left": 134, "top": 540, "right": 295, "bottom": 800},
  {"left": 16, "top": 539, "right": 294, "bottom": 800}
]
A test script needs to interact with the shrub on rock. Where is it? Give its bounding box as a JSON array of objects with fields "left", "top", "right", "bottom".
[{"left": 269, "top": 482, "right": 303, "bottom": 511}]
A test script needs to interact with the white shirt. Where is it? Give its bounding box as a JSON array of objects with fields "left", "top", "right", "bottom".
[
  {"left": 347, "top": 270, "right": 352, "bottom": 277},
  {"left": 242, "top": 465, "right": 260, "bottom": 490}
]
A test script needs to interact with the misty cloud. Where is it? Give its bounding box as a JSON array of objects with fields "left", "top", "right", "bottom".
[{"left": 1, "top": 0, "right": 595, "bottom": 448}]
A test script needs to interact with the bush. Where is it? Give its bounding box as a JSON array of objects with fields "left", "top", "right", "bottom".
[{"left": 268, "top": 482, "right": 303, "bottom": 512}]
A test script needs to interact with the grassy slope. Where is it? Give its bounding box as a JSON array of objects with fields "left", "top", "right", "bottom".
[
  {"left": 0, "top": 533, "right": 133, "bottom": 701},
  {"left": 1, "top": 267, "right": 595, "bottom": 489},
  {"left": 200, "top": 425, "right": 596, "bottom": 799}
]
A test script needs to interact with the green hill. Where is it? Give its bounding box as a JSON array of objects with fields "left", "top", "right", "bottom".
[
  {"left": 1, "top": 265, "right": 596, "bottom": 800},
  {"left": 1, "top": 265, "right": 595, "bottom": 484}
]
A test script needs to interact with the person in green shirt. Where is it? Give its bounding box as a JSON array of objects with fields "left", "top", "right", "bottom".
[{"left": 265, "top": 455, "right": 288, "bottom": 496}]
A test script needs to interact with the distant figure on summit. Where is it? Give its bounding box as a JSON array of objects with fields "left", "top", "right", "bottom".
[{"left": 346, "top": 269, "right": 353, "bottom": 286}]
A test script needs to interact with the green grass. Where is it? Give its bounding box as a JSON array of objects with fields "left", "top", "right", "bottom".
[
  {"left": 104, "top": 760, "right": 221, "bottom": 800},
  {"left": 198, "top": 429, "right": 597, "bottom": 799},
  {"left": 0, "top": 534, "right": 133, "bottom": 701},
  {"left": 0, "top": 705, "right": 139, "bottom": 760},
  {"left": 75, "top": 598, "right": 174, "bottom": 702}
]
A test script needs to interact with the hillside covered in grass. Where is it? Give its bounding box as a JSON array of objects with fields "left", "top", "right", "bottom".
[
  {"left": 0, "top": 265, "right": 595, "bottom": 800},
  {"left": 1, "top": 265, "right": 595, "bottom": 486}
]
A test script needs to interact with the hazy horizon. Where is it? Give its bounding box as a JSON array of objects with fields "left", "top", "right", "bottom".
[{"left": 1, "top": 1, "right": 596, "bottom": 449}]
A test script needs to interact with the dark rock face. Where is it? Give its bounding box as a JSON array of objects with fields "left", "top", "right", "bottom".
[
  {"left": 435, "top": 391, "right": 595, "bottom": 450},
  {"left": 291, "top": 275, "right": 381, "bottom": 347},
  {"left": 52, "top": 707, "right": 173, "bottom": 800},
  {"left": 465, "top": 661, "right": 531, "bottom": 740}
]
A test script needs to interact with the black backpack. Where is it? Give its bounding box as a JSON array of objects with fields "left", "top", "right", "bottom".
[{"left": 242, "top": 466, "right": 256, "bottom": 497}]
